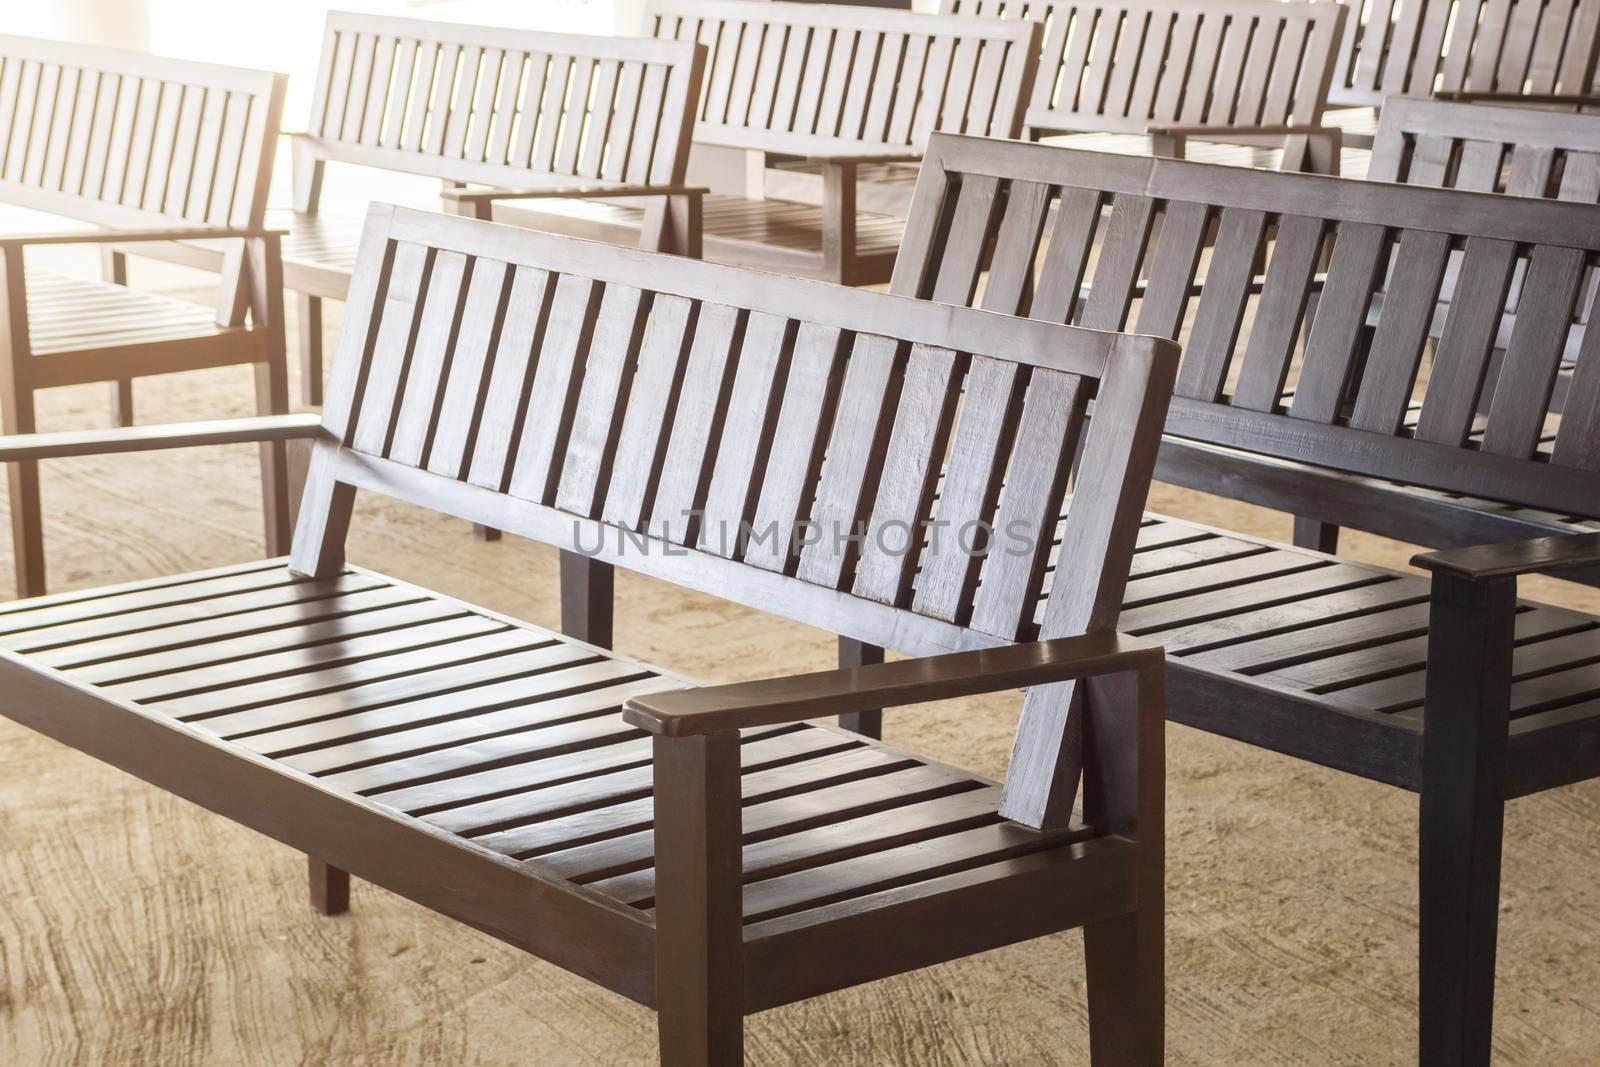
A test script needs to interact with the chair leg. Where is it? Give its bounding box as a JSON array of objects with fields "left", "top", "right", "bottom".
[
  {"left": 561, "top": 549, "right": 614, "bottom": 648},
  {"left": 7, "top": 457, "right": 44, "bottom": 598},
  {"left": 308, "top": 857, "right": 350, "bottom": 916},
  {"left": 101, "top": 249, "right": 134, "bottom": 426},
  {"left": 1084, "top": 908, "right": 1163, "bottom": 1066},
  {"left": 297, "top": 293, "right": 323, "bottom": 407},
  {"left": 1417, "top": 571, "right": 1514, "bottom": 1067},
  {"left": 836, "top": 637, "right": 883, "bottom": 738},
  {"left": 1292, "top": 515, "right": 1340, "bottom": 554}
]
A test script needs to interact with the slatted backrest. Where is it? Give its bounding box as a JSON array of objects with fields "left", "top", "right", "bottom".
[
  {"left": 1332, "top": 0, "right": 1600, "bottom": 108},
  {"left": 301, "top": 12, "right": 706, "bottom": 190},
  {"left": 291, "top": 204, "right": 1179, "bottom": 822},
  {"left": 940, "top": 0, "right": 1346, "bottom": 135},
  {"left": 0, "top": 34, "right": 284, "bottom": 229},
  {"left": 1370, "top": 96, "right": 1600, "bottom": 198},
  {"left": 896, "top": 134, "right": 1600, "bottom": 522},
  {"left": 646, "top": 1, "right": 1040, "bottom": 156}
]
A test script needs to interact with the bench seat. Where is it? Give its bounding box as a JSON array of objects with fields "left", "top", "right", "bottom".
[
  {"left": 1101, "top": 517, "right": 1600, "bottom": 796},
  {"left": 0, "top": 556, "right": 1123, "bottom": 1008}
]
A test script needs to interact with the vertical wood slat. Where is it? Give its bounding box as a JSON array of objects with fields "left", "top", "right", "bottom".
[
  {"left": 1347, "top": 229, "right": 1454, "bottom": 435},
  {"left": 969, "top": 370, "right": 1088, "bottom": 641},
  {"left": 795, "top": 334, "right": 905, "bottom": 590},
  {"left": 1414, "top": 237, "right": 1519, "bottom": 447},
  {"left": 427, "top": 258, "right": 513, "bottom": 480},
  {"left": 350, "top": 242, "right": 434, "bottom": 457},
  {"left": 1552, "top": 306, "right": 1600, "bottom": 469},
  {"left": 852, "top": 343, "right": 963, "bottom": 606},
  {"left": 982, "top": 179, "right": 1053, "bottom": 316},
  {"left": 556, "top": 285, "right": 653, "bottom": 520},
  {"left": 602, "top": 294, "right": 697, "bottom": 530},
  {"left": 1174, "top": 208, "right": 1268, "bottom": 403},
  {"left": 648, "top": 302, "right": 745, "bottom": 546},
  {"left": 508, "top": 275, "right": 605, "bottom": 506},
  {"left": 911, "top": 355, "right": 1027, "bottom": 622},
  {"left": 1287, "top": 222, "right": 1389, "bottom": 423},
  {"left": 697, "top": 312, "right": 795, "bottom": 558},
  {"left": 1231, "top": 214, "right": 1326, "bottom": 413},
  {"left": 1078, "top": 194, "right": 1154, "bottom": 331},
  {"left": 1480, "top": 246, "right": 1589, "bottom": 458},
  {"left": 388, "top": 251, "right": 470, "bottom": 467},
  {"left": 1133, "top": 200, "right": 1210, "bottom": 341},
  {"left": 1029, "top": 187, "right": 1105, "bottom": 324},
  {"left": 738, "top": 323, "right": 843, "bottom": 574}
]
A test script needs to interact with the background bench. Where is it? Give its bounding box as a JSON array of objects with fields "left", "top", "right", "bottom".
[
  {"left": 0, "top": 34, "right": 291, "bottom": 597},
  {"left": 937, "top": 0, "right": 1348, "bottom": 175},
  {"left": 561, "top": 0, "right": 1040, "bottom": 284},
  {"left": 888, "top": 133, "right": 1600, "bottom": 1062},
  {"left": 1328, "top": 0, "right": 1600, "bottom": 147},
  {"left": 0, "top": 203, "right": 1179, "bottom": 1064}
]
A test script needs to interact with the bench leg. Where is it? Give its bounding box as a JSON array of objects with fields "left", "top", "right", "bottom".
[
  {"left": 7, "top": 457, "right": 45, "bottom": 598},
  {"left": 308, "top": 857, "right": 350, "bottom": 916},
  {"left": 1292, "top": 515, "right": 1340, "bottom": 554},
  {"left": 560, "top": 549, "right": 614, "bottom": 648},
  {"left": 472, "top": 523, "right": 502, "bottom": 541},
  {"left": 102, "top": 249, "right": 134, "bottom": 426},
  {"left": 297, "top": 293, "right": 323, "bottom": 407},
  {"left": 1418, "top": 572, "right": 1514, "bottom": 1067},
  {"left": 836, "top": 637, "right": 883, "bottom": 738}
]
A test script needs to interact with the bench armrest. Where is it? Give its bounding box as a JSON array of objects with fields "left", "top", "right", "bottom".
[
  {"left": 0, "top": 414, "right": 326, "bottom": 463},
  {"left": 1146, "top": 122, "right": 1333, "bottom": 140},
  {"left": 624, "top": 631, "right": 1162, "bottom": 737},
  {"left": 1413, "top": 533, "right": 1600, "bottom": 582},
  {"left": 1434, "top": 91, "right": 1599, "bottom": 108},
  {"left": 0, "top": 226, "right": 284, "bottom": 248},
  {"left": 441, "top": 183, "right": 708, "bottom": 206}
]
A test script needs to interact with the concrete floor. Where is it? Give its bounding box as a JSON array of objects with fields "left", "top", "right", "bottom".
[{"left": 0, "top": 258, "right": 1596, "bottom": 1065}]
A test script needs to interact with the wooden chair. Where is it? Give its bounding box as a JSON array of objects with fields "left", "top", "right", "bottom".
[
  {"left": 0, "top": 203, "right": 1177, "bottom": 1064},
  {"left": 936, "top": 0, "right": 1349, "bottom": 175},
  {"left": 1327, "top": 0, "right": 1600, "bottom": 147},
  {"left": 0, "top": 35, "right": 291, "bottom": 598},
  {"left": 860, "top": 132, "right": 1600, "bottom": 1063},
  {"left": 515, "top": 1, "right": 1040, "bottom": 285}
]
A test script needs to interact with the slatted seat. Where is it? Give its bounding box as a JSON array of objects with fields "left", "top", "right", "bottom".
[
  {"left": 0, "top": 34, "right": 291, "bottom": 597},
  {"left": 0, "top": 556, "right": 1097, "bottom": 926},
  {"left": 1328, "top": 0, "right": 1600, "bottom": 148},
  {"left": 0, "top": 206, "right": 1176, "bottom": 1064}
]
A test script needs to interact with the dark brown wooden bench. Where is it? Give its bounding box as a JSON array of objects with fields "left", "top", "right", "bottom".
[
  {"left": 0, "top": 203, "right": 1177, "bottom": 1064},
  {"left": 935, "top": 0, "right": 1348, "bottom": 175},
  {"left": 868, "top": 132, "right": 1600, "bottom": 1063},
  {"left": 533, "top": 0, "right": 1039, "bottom": 284},
  {"left": 0, "top": 34, "right": 293, "bottom": 597},
  {"left": 1328, "top": 0, "right": 1600, "bottom": 147}
]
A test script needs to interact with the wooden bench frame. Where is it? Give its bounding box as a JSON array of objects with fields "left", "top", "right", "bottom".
[
  {"left": 0, "top": 34, "right": 291, "bottom": 597},
  {"left": 862, "top": 132, "right": 1600, "bottom": 1063},
  {"left": 1329, "top": 0, "right": 1600, "bottom": 146},
  {"left": 0, "top": 203, "right": 1179, "bottom": 1064},
  {"left": 936, "top": 0, "right": 1349, "bottom": 175}
]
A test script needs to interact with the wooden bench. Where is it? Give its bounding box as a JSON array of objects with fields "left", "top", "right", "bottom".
[
  {"left": 933, "top": 0, "right": 1348, "bottom": 175},
  {"left": 877, "top": 132, "right": 1600, "bottom": 1062},
  {"left": 0, "top": 34, "right": 292, "bottom": 597},
  {"left": 1328, "top": 0, "right": 1600, "bottom": 147},
  {"left": 0, "top": 203, "right": 1177, "bottom": 1064},
  {"left": 171, "top": 12, "right": 708, "bottom": 407},
  {"left": 532, "top": 0, "right": 1039, "bottom": 284}
]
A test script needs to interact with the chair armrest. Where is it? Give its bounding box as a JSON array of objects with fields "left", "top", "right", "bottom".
[
  {"left": 0, "top": 414, "right": 326, "bottom": 463},
  {"left": 624, "top": 631, "right": 1162, "bottom": 737},
  {"left": 0, "top": 226, "right": 285, "bottom": 248},
  {"left": 441, "top": 183, "right": 709, "bottom": 206},
  {"left": 1413, "top": 533, "right": 1600, "bottom": 582}
]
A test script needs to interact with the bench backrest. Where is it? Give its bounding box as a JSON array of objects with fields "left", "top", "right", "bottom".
[
  {"left": 896, "top": 134, "right": 1600, "bottom": 521},
  {"left": 301, "top": 12, "right": 706, "bottom": 192},
  {"left": 645, "top": 1, "right": 1039, "bottom": 156},
  {"left": 0, "top": 35, "right": 284, "bottom": 230},
  {"left": 938, "top": 0, "right": 1347, "bottom": 135},
  {"left": 290, "top": 204, "right": 1178, "bottom": 825},
  {"left": 1370, "top": 95, "right": 1600, "bottom": 199},
  {"left": 1331, "top": 0, "right": 1600, "bottom": 108}
]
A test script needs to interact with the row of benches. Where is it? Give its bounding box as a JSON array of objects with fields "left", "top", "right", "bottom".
[{"left": 0, "top": 3, "right": 1598, "bottom": 1065}]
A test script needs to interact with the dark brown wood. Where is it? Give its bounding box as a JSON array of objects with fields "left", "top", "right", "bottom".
[
  {"left": 891, "top": 133, "right": 1600, "bottom": 1062},
  {"left": 0, "top": 206, "right": 1176, "bottom": 1064}
]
